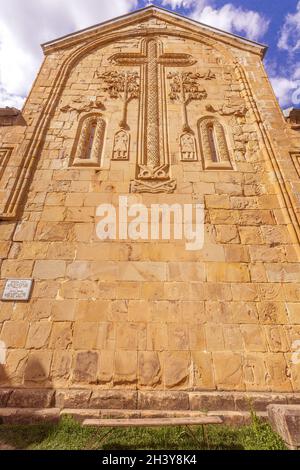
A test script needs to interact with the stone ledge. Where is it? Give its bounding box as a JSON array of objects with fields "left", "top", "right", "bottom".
[
  {"left": 8, "top": 390, "right": 55, "bottom": 409},
  {"left": 0, "top": 389, "right": 300, "bottom": 412},
  {"left": 268, "top": 405, "right": 300, "bottom": 450},
  {"left": 0, "top": 408, "right": 60, "bottom": 425},
  {"left": 0, "top": 408, "right": 268, "bottom": 426}
]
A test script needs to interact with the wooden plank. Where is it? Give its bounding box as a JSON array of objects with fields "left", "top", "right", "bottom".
[{"left": 83, "top": 416, "right": 223, "bottom": 428}]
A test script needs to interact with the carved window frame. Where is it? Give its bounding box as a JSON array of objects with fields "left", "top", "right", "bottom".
[
  {"left": 290, "top": 151, "right": 300, "bottom": 178},
  {"left": 198, "top": 117, "right": 233, "bottom": 170},
  {"left": 0, "top": 147, "right": 13, "bottom": 180},
  {"left": 70, "top": 113, "right": 106, "bottom": 168}
]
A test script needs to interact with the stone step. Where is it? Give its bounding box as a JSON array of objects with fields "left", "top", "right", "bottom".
[
  {"left": 0, "top": 408, "right": 268, "bottom": 426},
  {"left": 63, "top": 409, "right": 268, "bottom": 426},
  {"left": 0, "top": 408, "right": 60, "bottom": 425},
  {"left": 83, "top": 416, "right": 223, "bottom": 428}
]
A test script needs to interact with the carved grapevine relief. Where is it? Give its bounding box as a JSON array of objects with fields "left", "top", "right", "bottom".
[
  {"left": 168, "top": 71, "right": 214, "bottom": 133},
  {"left": 98, "top": 70, "right": 140, "bottom": 129},
  {"left": 167, "top": 70, "right": 216, "bottom": 162},
  {"left": 98, "top": 70, "right": 140, "bottom": 161}
]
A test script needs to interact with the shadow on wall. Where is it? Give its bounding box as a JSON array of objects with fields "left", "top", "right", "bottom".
[
  {"left": 0, "top": 364, "right": 9, "bottom": 386},
  {"left": 0, "top": 353, "right": 54, "bottom": 409}
]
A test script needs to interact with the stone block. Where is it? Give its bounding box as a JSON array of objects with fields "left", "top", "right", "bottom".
[
  {"left": 73, "top": 351, "right": 98, "bottom": 384},
  {"left": 114, "top": 351, "right": 137, "bottom": 384},
  {"left": 89, "top": 390, "right": 138, "bottom": 409},
  {"left": 8, "top": 389, "right": 54, "bottom": 408},
  {"left": 49, "top": 322, "right": 73, "bottom": 349},
  {"left": 164, "top": 351, "right": 190, "bottom": 388},
  {"left": 26, "top": 322, "right": 52, "bottom": 349},
  {"left": 55, "top": 390, "right": 92, "bottom": 409},
  {"left": 138, "top": 351, "right": 161, "bottom": 386},
  {"left": 33, "top": 260, "right": 66, "bottom": 280},
  {"left": 0, "top": 321, "right": 29, "bottom": 348},
  {"left": 213, "top": 352, "right": 243, "bottom": 390},
  {"left": 24, "top": 351, "right": 52, "bottom": 383},
  {"left": 138, "top": 391, "right": 189, "bottom": 410},
  {"left": 268, "top": 405, "right": 300, "bottom": 450}
]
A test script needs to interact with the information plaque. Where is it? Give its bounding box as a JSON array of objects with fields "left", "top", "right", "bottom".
[{"left": 2, "top": 279, "right": 33, "bottom": 301}]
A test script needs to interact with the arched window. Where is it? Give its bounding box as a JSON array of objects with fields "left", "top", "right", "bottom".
[
  {"left": 207, "top": 124, "right": 218, "bottom": 162},
  {"left": 72, "top": 115, "right": 105, "bottom": 167},
  {"left": 199, "top": 117, "right": 232, "bottom": 170}
]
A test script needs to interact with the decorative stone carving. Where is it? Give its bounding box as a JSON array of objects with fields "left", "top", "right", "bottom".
[
  {"left": 60, "top": 97, "right": 104, "bottom": 114},
  {"left": 71, "top": 115, "right": 106, "bottom": 167},
  {"left": 199, "top": 117, "right": 232, "bottom": 169},
  {"left": 131, "top": 179, "right": 177, "bottom": 194},
  {"left": 180, "top": 133, "right": 197, "bottom": 161},
  {"left": 110, "top": 38, "right": 197, "bottom": 193},
  {"left": 168, "top": 71, "right": 215, "bottom": 132},
  {"left": 206, "top": 102, "right": 248, "bottom": 117},
  {"left": 98, "top": 70, "right": 140, "bottom": 129},
  {"left": 112, "top": 129, "right": 130, "bottom": 160}
]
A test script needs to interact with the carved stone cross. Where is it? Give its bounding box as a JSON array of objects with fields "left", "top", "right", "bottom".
[{"left": 110, "top": 38, "right": 196, "bottom": 193}]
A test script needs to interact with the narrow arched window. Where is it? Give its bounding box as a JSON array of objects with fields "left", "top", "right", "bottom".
[
  {"left": 71, "top": 115, "right": 105, "bottom": 167},
  {"left": 199, "top": 117, "right": 232, "bottom": 170},
  {"left": 85, "top": 120, "right": 97, "bottom": 160},
  {"left": 207, "top": 124, "right": 218, "bottom": 162}
]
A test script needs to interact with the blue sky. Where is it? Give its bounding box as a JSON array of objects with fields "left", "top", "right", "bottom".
[{"left": 0, "top": 0, "right": 300, "bottom": 109}]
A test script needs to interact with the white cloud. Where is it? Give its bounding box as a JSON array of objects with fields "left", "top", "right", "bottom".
[
  {"left": 192, "top": 3, "right": 270, "bottom": 41},
  {"left": 278, "top": 1, "right": 300, "bottom": 52},
  {"left": 161, "top": 0, "right": 200, "bottom": 9},
  {"left": 0, "top": 0, "right": 271, "bottom": 109},
  {"left": 0, "top": 0, "right": 138, "bottom": 109},
  {"left": 269, "top": 65, "right": 300, "bottom": 107}
]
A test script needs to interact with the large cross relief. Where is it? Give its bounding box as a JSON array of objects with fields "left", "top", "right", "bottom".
[{"left": 109, "top": 38, "right": 197, "bottom": 193}]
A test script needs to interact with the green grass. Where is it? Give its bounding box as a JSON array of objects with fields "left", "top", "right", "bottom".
[{"left": 0, "top": 414, "right": 287, "bottom": 451}]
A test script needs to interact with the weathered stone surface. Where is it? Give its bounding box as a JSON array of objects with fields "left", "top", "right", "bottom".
[
  {"left": 0, "top": 5, "right": 299, "bottom": 405},
  {"left": 26, "top": 322, "right": 52, "bottom": 349},
  {"left": 0, "top": 389, "right": 11, "bottom": 407},
  {"left": 8, "top": 389, "right": 54, "bottom": 408},
  {"left": 89, "top": 391, "right": 137, "bottom": 409},
  {"left": 268, "top": 405, "right": 300, "bottom": 450},
  {"left": 138, "top": 352, "right": 161, "bottom": 386},
  {"left": 24, "top": 352, "right": 52, "bottom": 383},
  {"left": 190, "top": 392, "right": 236, "bottom": 412},
  {"left": 138, "top": 391, "right": 190, "bottom": 410},
  {"left": 0, "top": 322, "right": 29, "bottom": 348},
  {"left": 73, "top": 352, "right": 98, "bottom": 384},
  {"left": 0, "top": 408, "right": 60, "bottom": 425},
  {"left": 55, "top": 390, "right": 92, "bottom": 409},
  {"left": 164, "top": 352, "right": 190, "bottom": 388}
]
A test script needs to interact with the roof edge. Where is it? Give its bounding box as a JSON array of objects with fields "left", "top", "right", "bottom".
[{"left": 41, "top": 4, "right": 267, "bottom": 57}]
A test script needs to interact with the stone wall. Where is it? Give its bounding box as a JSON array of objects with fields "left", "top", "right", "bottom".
[{"left": 0, "top": 8, "right": 299, "bottom": 408}]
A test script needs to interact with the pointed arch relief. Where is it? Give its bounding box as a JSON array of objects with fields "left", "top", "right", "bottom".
[
  {"left": 71, "top": 114, "right": 106, "bottom": 168},
  {"left": 198, "top": 117, "right": 233, "bottom": 170}
]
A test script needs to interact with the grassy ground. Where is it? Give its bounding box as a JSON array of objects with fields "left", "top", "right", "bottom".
[{"left": 0, "top": 414, "right": 287, "bottom": 450}]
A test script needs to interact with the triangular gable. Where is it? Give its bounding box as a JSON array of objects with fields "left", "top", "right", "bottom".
[{"left": 42, "top": 5, "right": 267, "bottom": 58}]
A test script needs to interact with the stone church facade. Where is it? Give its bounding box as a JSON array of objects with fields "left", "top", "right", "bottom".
[{"left": 0, "top": 6, "right": 300, "bottom": 412}]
